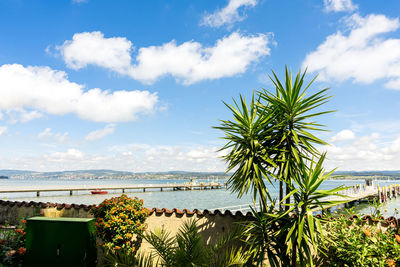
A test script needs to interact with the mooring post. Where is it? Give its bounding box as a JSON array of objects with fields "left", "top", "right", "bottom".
[
  {"left": 122, "top": 189, "right": 125, "bottom": 193},
  {"left": 36, "top": 191, "right": 40, "bottom": 197},
  {"left": 161, "top": 187, "right": 163, "bottom": 192},
  {"left": 143, "top": 188, "right": 146, "bottom": 192},
  {"left": 70, "top": 190, "right": 73, "bottom": 196}
]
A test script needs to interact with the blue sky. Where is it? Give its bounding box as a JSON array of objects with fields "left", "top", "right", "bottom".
[{"left": 0, "top": 0, "right": 400, "bottom": 172}]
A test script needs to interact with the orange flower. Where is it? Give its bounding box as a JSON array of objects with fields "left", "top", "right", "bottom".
[
  {"left": 17, "top": 247, "right": 26, "bottom": 255},
  {"left": 22, "top": 220, "right": 26, "bottom": 224},
  {"left": 8, "top": 250, "right": 16, "bottom": 257},
  {"left": 115, "top": 246, "right": 121, "bottom": 250},
  {"left": 387, "top": 259, "right": 396, "bottom": 267},
  {"left": 396, "top": 235, "right": 400, "bottom": 243},
  {"left": 363, "top": 229, "right": 372, "bottom": 237}
]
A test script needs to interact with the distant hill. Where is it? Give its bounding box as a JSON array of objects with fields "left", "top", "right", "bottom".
[
  {"left": 331, "top": 170, "right": 400, "bottom": 180},
  {"left": 0, "top": 169, "right": 229, "bottom": 180}
]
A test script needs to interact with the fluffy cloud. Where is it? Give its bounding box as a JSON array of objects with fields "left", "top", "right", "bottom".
[
  {"left": 303, "top": 14, "right": 400, "bottom": 89},
  {"left": 321, "top": 132, "right": 400, "bottom": 171},
  {"left": 0, "top": 144, "right": 227, "bottom": 172},
  {"left": 0, "top": 64, "right": 158, "bottom": 122},
  {"left": 323, "top": 0, "right": 357, "bottom": 12},
  {"left": 72, "top": 0, "right": 88, "bottom": 3},
  {"left": 0, "top": 126, "right": 7, "bottom": 136},
  {"left": 45, "top": 149, "right": 84, "bottom": 162},
  {"left": 38, "top": 128, "right": 70, "bottom": 144},
  {"left": 60, "top": 31, "right": 132, "bottom": 72},
  {"left": 330, "top": 129, "right": 356, "bottom": 142},
  {"left": 7, "top": 109, "right": 43, "bottom": 124},
  {"left": 200, "top": 0, "right": 257, "bottom": 27},
  {"left": 57, "top": 31, "right": 272, "bottom": 85},
  {"left": 85, "top": 124, "right": 116, "bottom": 141}
]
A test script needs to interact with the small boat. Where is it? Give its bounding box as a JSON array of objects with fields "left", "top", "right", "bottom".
[{"left": 91, "top": 189, "right": 108, "bottom": 195}]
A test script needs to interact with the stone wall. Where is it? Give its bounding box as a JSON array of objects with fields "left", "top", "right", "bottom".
[{"left": 0, "top": 199, "right": 251, "bottom": 265}]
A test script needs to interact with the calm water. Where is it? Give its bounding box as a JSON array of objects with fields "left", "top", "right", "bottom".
[{"left": 1, "top": 178, "right": 399, "bottom": 216}]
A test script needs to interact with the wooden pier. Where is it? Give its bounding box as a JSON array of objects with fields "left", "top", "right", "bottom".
[
  {"left": 315, "top": 184, "right": 400, "bottom": 212},
  {"left": 0, "top": 182, "right": 223, "bottom": 197}
]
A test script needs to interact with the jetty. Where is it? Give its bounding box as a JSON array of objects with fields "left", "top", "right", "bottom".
[
  {"left": 210, "top": 183, "right": 400, "bottom": 213},
  {"left": 0, "top": 182, "right": 223, "bottom": 197}
]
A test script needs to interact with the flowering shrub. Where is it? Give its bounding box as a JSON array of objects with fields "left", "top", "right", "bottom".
[
  {"left": 90, "top": 194, "right": 148, "bottom": 253},
  {"left": 0, "top": 220, "right": 26, "bottom": 266},
  {"left": 321, "top": 214, "right": 400, "bottom": 266}
]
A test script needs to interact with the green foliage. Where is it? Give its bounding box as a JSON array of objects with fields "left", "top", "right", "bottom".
[
  {"left": 282, "top": 154, "right": 347, "bottom": 266},
  {"left": 90, "top": 194, "right": 149, "bottom": 253},
  {"left": 240, "top": 204, "right": 291, "bottom": 266},
  {"left": 0, "top": 220, "right": 26, "bottom": 267},
  {"left": 257, "top": 67, "right": 332, "bottom": 188},
  {"left": 103, "top": 250, "right": 152, "bottom": 267},
  {"left": 321, "top": 213, "right": 400, "bottom": 266},
  {"left": 143, "top": 219, "right": 247, "bottom": 267},
  {"left": 215, "top": 67, "right": 332, "bottom": 208}
]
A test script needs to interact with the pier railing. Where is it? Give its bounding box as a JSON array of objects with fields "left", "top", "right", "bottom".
[{"left": 210, "top": 183, "right": 400, "bottom": 214}]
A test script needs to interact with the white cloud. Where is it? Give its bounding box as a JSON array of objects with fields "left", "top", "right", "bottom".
[
  {"left": 0, "top": 64, "right": 158, "bottom": 122},
  {"left": 0, "top": 126, "right": 7, "bottom": 136},
  {"left": 7, "top": 109, "right": 43, "bottom": 124},
  {"left": 330, "top": 129, "right": 356, "bottom": 142},
  {"left": 45, "top": 149, "right": 84, "bottom": 162},
  {"left": 303, "top": 14, "right": 400, "bottom": 89},
  {"left": 323, "top": 0, "right": 357, "bottom": 12},
  {"left": 321, "top": 132, "right": 400, "bottom": 171},
  {"left": 72, "top": 0, "right": 88, "bottom": 3},
  {"left": 38, "top": 128, "right": 70, "bottom": 143},
  {"left": 59, "top": 31, "right": 132, "bottom": 72},
  {"left": 0, "top": 144, "right": 227, "bottom": 172},
  {"left": 85, "top": 124, "right": 116, "bottom": 141},
  {"left": 57, "top": 31, "right": 272, "bottom": 85},
  {"left": 200, "top": 0, "right": 257, "bottom": 27}
]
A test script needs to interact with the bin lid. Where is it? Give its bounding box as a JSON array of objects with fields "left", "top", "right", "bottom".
[{"left": 27, "top": 216, "right": 94, "bottom": 223}]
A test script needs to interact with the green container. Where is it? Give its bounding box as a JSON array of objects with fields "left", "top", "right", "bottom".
[{"left": 24, "top": 217, "right": 97, "bottom": 267}]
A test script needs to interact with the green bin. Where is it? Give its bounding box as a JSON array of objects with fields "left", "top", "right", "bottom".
[{"left": 24, "top": 217, "right": 97, "bottom": 267}]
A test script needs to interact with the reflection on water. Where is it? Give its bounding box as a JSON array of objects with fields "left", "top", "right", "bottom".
[{"left": 1, "top": 178, "right": 400, "bottom": 213}]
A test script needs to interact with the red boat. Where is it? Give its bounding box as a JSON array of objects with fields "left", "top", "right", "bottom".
[{"left": 91, "top": 189, "right": 108, "bottom": 195}]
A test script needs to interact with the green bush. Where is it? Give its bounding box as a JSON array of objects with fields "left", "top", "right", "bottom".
[
  {"left": 90, "top": 194, "right": 148, "bottom": 254},
  {"left": 321, "top": 214, "right": 400, "bottom": 266},
  {"left": 0, "top": 220, "right": 26, "bottom": 267}
]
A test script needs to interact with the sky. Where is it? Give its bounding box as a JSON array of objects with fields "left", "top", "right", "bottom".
[{"left": 0, "top": 0, "right": 400, "bottom": 172}]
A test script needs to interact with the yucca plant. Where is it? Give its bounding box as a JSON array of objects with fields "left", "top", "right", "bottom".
[
  {"left": 257, "top": 67, "right": 332, "bottom": 209},
  {"left": 215, "top": 67, "right": 332, "bottom": 210},
  {"left": 144, "top": 219, "right": 247, "bottom": 267},
  {"left": 214, "top": 94, "right": 276, "bottom": 209},
  {"left": 281, "top": 153, "right": 348, "bottom": 266}
]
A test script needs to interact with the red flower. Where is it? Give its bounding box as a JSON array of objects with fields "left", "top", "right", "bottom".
[
  {"left": 0, "top": 239, "right": 6, "bottom": 246},
  {"left": 17, "top": 247, "right": 26, "bottom": 255},
  {"left": 22, "top": 220, "right": 26, "bottom": 224}
]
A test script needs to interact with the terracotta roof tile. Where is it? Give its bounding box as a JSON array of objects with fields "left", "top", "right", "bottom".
[{"left": 0, "top": 199, "right": 399, "bottom": 223}]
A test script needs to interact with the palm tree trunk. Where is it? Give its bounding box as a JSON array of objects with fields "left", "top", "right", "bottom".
[
  {"left": 285, "top": 180, "right": 290, "bottom": 211},
  {"left": 279, "top": 180, "right": 283, "bottom": 210}
]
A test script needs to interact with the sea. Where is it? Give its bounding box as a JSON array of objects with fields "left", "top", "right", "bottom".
[{"left": 0, "top": 178, "right": 399, "bottom": 217}]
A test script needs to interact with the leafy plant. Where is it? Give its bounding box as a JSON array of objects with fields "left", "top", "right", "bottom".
[
  {"left": 281, "top": 154, "right": 347, "bottom": 266},
  {"left": 0, "top": 220, "right": 27, "bottom": 267},
  {"left": 257, "top": 67, "right": 332, "bottom": 208},
  {"left": 143, "top": 219, "right": 247, "bottom": 267},
  {"left": 321, "top": 212, "right": 400, "bottom": 266},
  {"left": 215, "top": 67, "right": 332, "bottom": 210},
  {"left": 90, "top": 194, "right": 149, "bottom": 253}
]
